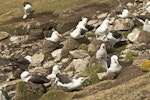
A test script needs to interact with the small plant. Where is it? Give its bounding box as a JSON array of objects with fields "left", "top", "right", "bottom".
[
  {"left": 18, "top": 82, "right": 26, "bottom": 93},
  {"left": 125, "top": 51, "right": 138, "bottom": 61},
  {"left": 77, "top": 43, "right": 88, "bottom": 50},
  {"left": 86, "top": 32, "right": 96, "bottom": 38},
  {"left": 79, "top": 64, "right": 106, "bottom": 86}
]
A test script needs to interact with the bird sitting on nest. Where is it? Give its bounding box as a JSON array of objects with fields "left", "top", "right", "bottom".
[
  {"left": 45, "top": 29, "right": 62, "bottom": 42},
  {"left": 76, "top": 17, "right": 88, "bottom": 31},
  {"left": 104, "top": 31, "right": 125, "bottom": 48},
  {"left": 107, "top": 55, "right": 122, "bottom": 74},
  {"left": 76, "top": 17, "right": 94, "bottom": 31},
  {"left": 20, "top": 71, "right": 49, "bottom": 84},
  {"left": 46, "top": 64, "right": 61, "bottom": 80},
  {"left": 9, "top": 55, "right": 32, "bottom": 79},
  {"left": 70, "top": 27, "right": 86, "bottom": 39},
  {"left": 116, "top": 9, "right": 129, "bottom": 18},
  {"left": 23, "top": 2, "right": 32, "bottom": 19},
  {"left": 56, "top": 76, "right": 89, "bottom": 91}
]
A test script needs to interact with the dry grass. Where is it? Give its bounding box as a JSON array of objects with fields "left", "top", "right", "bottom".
[{"left": 0, "top": 0, "right": 99, "bottom": 23}]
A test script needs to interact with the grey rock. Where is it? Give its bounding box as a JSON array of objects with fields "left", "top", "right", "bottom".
[
  {"left": 10, "top": 35, "right": 29, "bottom": 43},
  {"left": 127, "top": 28, "right": 141, "bottom": 43},
  {"left": 32, "top": 53, "right": 45, "bottom": 66},
  {"left": 0, "top": 31, "right": 9, "bottom": 40},
  {"left": 69, "top": 50, "right": 90, "bottom": 59},
  {"left": 97, "top": 13, "right": 108, "bottom": 19},
  {"left": 113, "top": 18, "right": 134, "bottom": 31}
]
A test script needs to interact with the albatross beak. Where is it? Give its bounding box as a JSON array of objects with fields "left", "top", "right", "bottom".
[
  {"left": 57, "top": 33, "right": 63, "bottom": 37},
  {"left": 84, "top": 77, "right": 89, "bottom": 80}
]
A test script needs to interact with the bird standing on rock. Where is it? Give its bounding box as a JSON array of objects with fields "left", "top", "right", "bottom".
[
  {"left": 96, "top": 43, "right": 108, "bottom": 69},
  {"left": 23, "top": 2, "right": 32, "bottom": 19},
  {"left": 116, "top": 9, "right": 129, "bottom": 18},
  {"left": 45, "top": 29, "right": 62, "bottom": 42},
  {"left": 95, "top": 15, "right": 115, "bottom": 40}
]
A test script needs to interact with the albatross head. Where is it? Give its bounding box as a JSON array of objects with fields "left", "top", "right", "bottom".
[
  {"left": 20, "top": 71, "right": 31, "bottom": 82},
  {"left": 24, "top": 55, "right": 32, "bottom": 63},
  {"left": 111, "top": 55, "right": 120, "bottom": 66}
]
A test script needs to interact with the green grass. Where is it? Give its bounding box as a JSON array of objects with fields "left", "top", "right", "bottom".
[
  {"left": 125, "top": 51, "right": 138, "bottom": 61},
  {"left": 77, "top": 43, "right": 88, "bottom": 50},
  {"left": 18, "top": 82, "right": 26, "bottom": 93},
  {"left": 79, "top": 64, "right": 106, "bottom": 86}
]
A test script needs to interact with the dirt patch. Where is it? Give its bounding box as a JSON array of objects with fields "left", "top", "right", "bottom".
[{"left": 72, "top": 65, "right": 146, "bottom": 99}]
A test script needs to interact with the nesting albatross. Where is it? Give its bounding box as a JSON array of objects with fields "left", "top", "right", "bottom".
[
  {"left": 116, "top": 9, "right": 129, "bottom": 18},
  {"left": 56, "top": 76, "right": 89, "bottom": 91},
  {"left": 20, "top": 71, "right": 49, "bottom": 84},
  {"left": 107, "top": 55, "right": 122, "bottom": 74},
  {"left": 45, "top": 30, "right": 62, "bottom": 42}
]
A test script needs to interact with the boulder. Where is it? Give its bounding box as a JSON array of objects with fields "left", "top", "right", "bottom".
[
  {"left": 61, "top": 37, "right": 90, "bottom": 57},
  {"left": 32, "top": 53, "right": 45, "bottom": 67},
  {"left": 42, "top": 40, "right": 60, "bottom": 55},
  {"left": 69, "top": 50, "right": 90, "bottom": 59},
  {"left": 0, "top": 31, "right": 9, "bottom": 41},
  {"left": 10, "top": 35, "right": 29, "bottom": 43},
  {"left": 141, "top": 60, "right": 150, "bottom": 71},
  {"left": 88, "top": 39, "right": 103, "bottom": 55},
  {"left": 64, "top": 57, "right": 90, "bottom": 73},
  {"left": 127, "top": 28, "right": 141, "bottom": 43},
  {"left": 97, "top": 12, "right": 108, "bottom": 19},
  {"left": 137, "top": 30, "right": 150, "bottom": 48},
  {"left": 15, "top": 82, "right": 46, "bottom": 100},
  {"left": 28, "top": 29, "right": 44, "bottom": 41},
  {"left": 113, "top": 18, "right": 134, "bottom": 31}
]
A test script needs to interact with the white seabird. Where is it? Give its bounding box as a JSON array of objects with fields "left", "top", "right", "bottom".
[
  {"left": 23, "top": 2, "right": 32, "bottom": 19},
  {"left": 136, "top": 16, "right": 150, "bottom": 32},
  {"left": 95, "top": 17, "right": 115, "bottom": 40},
  {"left": 104, "top": 32, "right": 123, "bottom": 48},
  {"left": 146, "top": 1, "right": 150, "bottom": 13},
  {"left": 46, "top": 64, "right": 61, "bottom": 80},
  {"left": 76, "top": 17, "right": 88, "bottom": 31},
  {"left": 107, "top": 55, "right": 122, "bottom": 74},
  {"left": 96, "top": 43, "right": 108, "bottom": 69},
  {"left": 45, "top": 30, "right": 62, "bottom": 42},
  {"left": 70, "top": 27, "right": 86, "bottom": 39},
  {"left": 57, "top": 77, "right": 89, "bottom": 91},
  {"left": 116, "top": 9, "right": 129, "bottom": 18},
  {"left": 20, "top": 71, "right": 49, "bottom": 84},
  {"left": 0, "top": 89, "right": 10, "bottom": 100}
]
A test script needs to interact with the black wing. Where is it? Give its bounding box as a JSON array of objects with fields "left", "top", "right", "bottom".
[{"left": 56, "top": 73, "right": 72, "bottom": 84}]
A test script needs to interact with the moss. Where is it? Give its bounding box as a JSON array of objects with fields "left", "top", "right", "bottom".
[
  {"left": 77, "top": 43, "right": 88, "bottom": 50},
  {"left": 125, "top": 51, "right": 138, "bottom": 61},
  {"left": 109, "top": 45, "right": 127, "bottom": 55},
  {"left": 18, "top": 82, "right": 26, "bottom": 93},
  {"left": 40, "top": 90, "right": 72, "bottom": 100},
  {"left": 79, "top": 64, "right": 106, "bottom": 86},
  {"left": 86, "top": 32, "right": 96, "bottom": 38}
]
